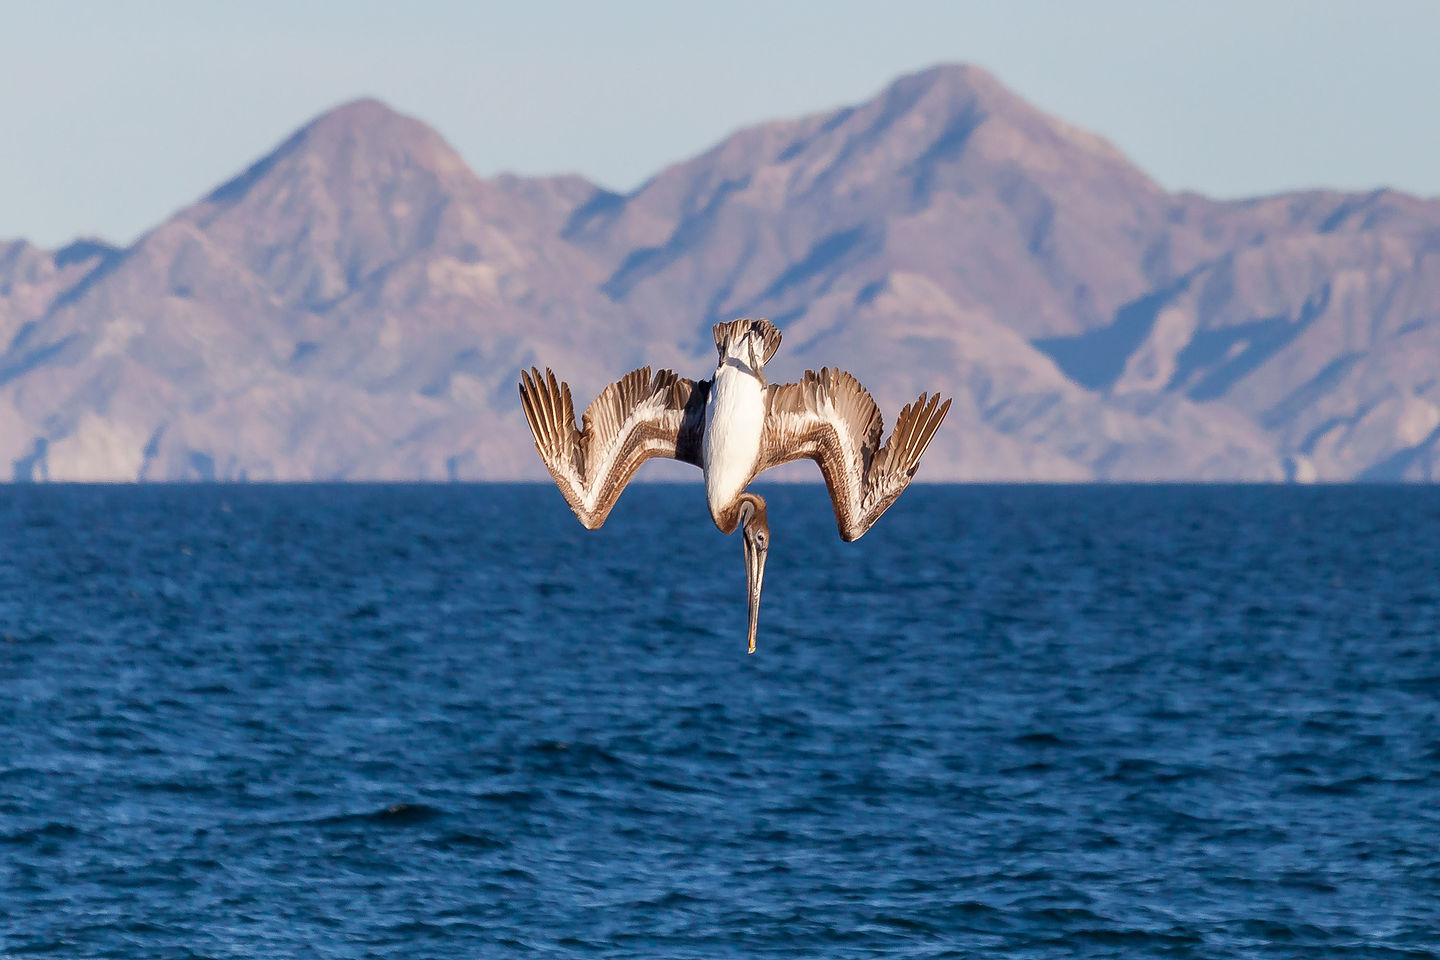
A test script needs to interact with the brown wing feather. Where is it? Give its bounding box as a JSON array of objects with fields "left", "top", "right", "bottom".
[
  {"left": 760, "top": 368, "right": 951, "bottom": 541},
  {"left": 519, "top": 366, "right": 708, "bottom": 529}
]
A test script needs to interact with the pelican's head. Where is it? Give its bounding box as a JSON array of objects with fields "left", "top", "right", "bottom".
[
  {"left": 737, "top": 492, "right": 770, "bottom": 654},
  {"left": 714, "top": 318, "right": 781, "bottom": 375}
]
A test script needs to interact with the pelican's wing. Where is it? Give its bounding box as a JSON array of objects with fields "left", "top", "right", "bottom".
[
  {"left": 519, "top": 366, "right": 709, "bottom": 530},
  {"left": 760, "top": 368, "right": 950, "bottom": 541}
]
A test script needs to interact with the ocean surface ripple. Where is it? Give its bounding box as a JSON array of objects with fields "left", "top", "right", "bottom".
[{"left": 2, "top": 484, "right": 1439, "bottom": 958}]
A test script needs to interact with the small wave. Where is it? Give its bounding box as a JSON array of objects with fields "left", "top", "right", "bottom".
[
  {"left": 314, "top": 803, "right": 445, "bottom": 827},
  {"left": 1291, "top": 775, "right": 1381, "bottom": 796},
  {"left": 474, "top": 789, "right": 541, "bottom": 807},
  {"left": 522, "top": 740, "right": 628, "bottom": 776},
  {"left": 644, "top": 777, "right": 703, "bottom": 794},
  {"left": 865, "top": 913, "right": 941, "bottom": 935},
  {"left": 185, "top": 682, "right": 236, "bottom": 695},
  {"left": 1059, "top": 926, "right": 1204, "bottom": 947},
  {"left": 1398, "top": 674, "right": 1440, "bottom": 694},
  {"left": 3, "top": 631, "right": 56, "bottom": 645},
  {"left": 134, "top": 779, "right": 221, "bottom": 796},
  {"left": 629, "top": 891, "right": 704, "bottom": 909},
  {"left": 999, "top": 761, "right": 1054, "bottom": 775},
  {"left": 425, "top": 830, "right": 507, "bottom": 851},
  {"left": 1, "top": 822, "right": 80, "bottom": 844},
  {"left": 1278, "top": 871, "right": 1339, "bottom": 893},
  {"left": 1229, "top": 917, "right": 1335, "bottom": 942},
  {"left": 1105, "top": 757, "right": 1207, "bottom": 784}
]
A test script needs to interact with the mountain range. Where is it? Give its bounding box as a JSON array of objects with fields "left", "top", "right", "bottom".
[{"left": 4, "top": 63, "right": 1440, "bottom": 482}]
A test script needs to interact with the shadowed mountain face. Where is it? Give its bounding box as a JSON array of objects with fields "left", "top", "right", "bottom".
[{"left": 4, "top": 65, "right": 1440, "bottom": 481}]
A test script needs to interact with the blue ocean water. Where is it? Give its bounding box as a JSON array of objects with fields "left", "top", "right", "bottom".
[{"left": 2, "top": 483, "right": 1439, "bottom": 958}]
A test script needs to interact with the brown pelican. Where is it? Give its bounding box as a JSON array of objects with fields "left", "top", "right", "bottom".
[{"left": 519, "top": 318, "right": 951, "bottom": 653}]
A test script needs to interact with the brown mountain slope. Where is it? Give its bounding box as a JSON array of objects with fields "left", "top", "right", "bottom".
[
  {"left": 0, "top": 100, "right": 646, "bottom": 479},
  {"left": 2, "top": 65, "right": 1438, "bottom": 481},
  {"left": 1044, "top": 189, "right": 1440, "bottom": 479}
]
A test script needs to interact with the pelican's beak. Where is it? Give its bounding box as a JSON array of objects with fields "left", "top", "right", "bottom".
[{"left": 744, "top": 533, "right": 768, "bottom": 654}]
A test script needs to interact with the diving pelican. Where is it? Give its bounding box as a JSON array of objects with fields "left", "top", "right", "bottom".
[{"left": 518, "top": 318, "right": 951, "bottom": 653}]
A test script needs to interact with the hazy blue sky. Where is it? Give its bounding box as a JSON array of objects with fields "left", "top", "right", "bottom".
[{"left": 4, "top": 0, "right": 1438, "bottom": 247}]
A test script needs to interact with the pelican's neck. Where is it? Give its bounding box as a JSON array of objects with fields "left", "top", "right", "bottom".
[{"left": 703, "top": 362, "right": 768, "bottom": 531}]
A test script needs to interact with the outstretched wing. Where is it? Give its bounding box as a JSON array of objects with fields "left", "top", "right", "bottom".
[
  {"left": 519, "top": 366, "right": 709, "bottom": 529},
  {"left": 760, "top": 368, "right": 950, "bottom": 541}
]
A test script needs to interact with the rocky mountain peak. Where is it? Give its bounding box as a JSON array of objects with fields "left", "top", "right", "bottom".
[
  {"left": 205, "top": 97, "right": 470, "bottom": 208},
  {"left": 174, "top": 98, "right": 485, "bottom": 309},
  {"left": 3, "top": 64, "right": 1439, "bottom": 482}
]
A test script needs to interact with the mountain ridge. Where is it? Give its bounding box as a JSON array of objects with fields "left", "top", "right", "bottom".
[{"left": 4, "top": 64, "right": 1440, "bottom": 481}]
